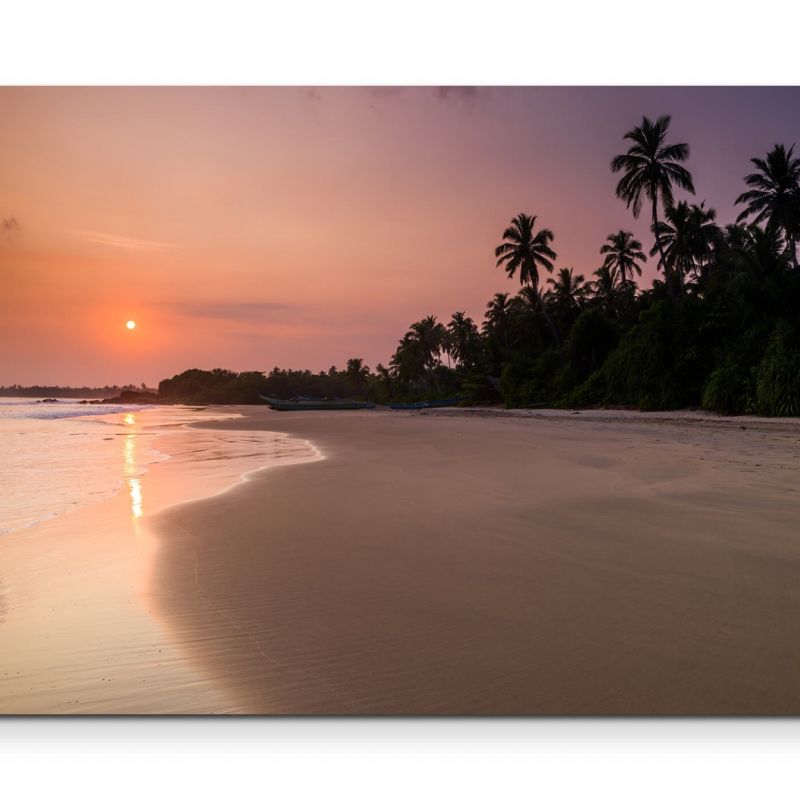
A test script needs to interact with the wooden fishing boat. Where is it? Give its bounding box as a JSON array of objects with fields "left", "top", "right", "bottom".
[{"left": 259, "top": 395, "right": 376, "bottom": 411}]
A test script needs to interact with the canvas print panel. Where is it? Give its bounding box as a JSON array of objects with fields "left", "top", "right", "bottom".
[{"left": 1, "top": 87, "right": 799, "bottom": 714}]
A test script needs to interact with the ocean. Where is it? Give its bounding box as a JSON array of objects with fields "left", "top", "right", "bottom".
[{"left": 0, "top": 398, "right": 283, "bottom": 535}]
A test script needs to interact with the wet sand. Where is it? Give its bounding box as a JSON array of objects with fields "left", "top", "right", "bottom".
[
  {"left": 150, "top": 408, "right": 800, "bottom": 714},
  {"left": 0, "top": 411, "right": 316, "bottom": 713}
]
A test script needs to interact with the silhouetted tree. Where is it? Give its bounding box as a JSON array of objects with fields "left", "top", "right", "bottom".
[
  {"left": 446, "top": 311, "right": 482, "bottom": 369},
  {"left": 611, "top": 115, "right": 694, "bottom": 303},
  {"left": 651, "top": 201, "right": 721, "bottom": 289},
  {"left": 589, "top": 264, "right": 625, "bottom": 316},
  {"left": 390, "top": 316, "right": 447, "bottom": 389},
  {"left": 544, "top": 267, "right": 587, "bottom": 327},
  {"left": 495, "top": 213, "right": 560, "bottom": 343},
  {"left": 482, "top": 292, "right": 514, "bottom": 361},
  {"left": 600, "top": 230, "right": 646, "bottom": 292},
  {"left": 736, "top": 143, "right": 800, "bottom": 270}
]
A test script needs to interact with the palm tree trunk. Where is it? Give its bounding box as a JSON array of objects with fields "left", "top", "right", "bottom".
[
  {"left": 652, "top": 200, "right": 678, "bottom": 306},
  {"left": 536, "top": 289, "right": 561, "bottom": 345}
]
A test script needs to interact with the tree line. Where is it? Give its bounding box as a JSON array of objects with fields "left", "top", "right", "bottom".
[{"left": 367, "top": 115, "right": 800, "bottom": 415}]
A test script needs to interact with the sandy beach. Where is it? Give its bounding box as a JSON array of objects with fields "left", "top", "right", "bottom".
[
  {"left": 3, "top": 405, "right": 800, "bottom": 714},
  {"left": 143, "top": 407, "right": 800, "bottom": 714}
]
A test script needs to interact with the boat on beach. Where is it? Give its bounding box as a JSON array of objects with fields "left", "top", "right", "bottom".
[{"left": 259, "top": 395, "right": 377, "bottom": 411}]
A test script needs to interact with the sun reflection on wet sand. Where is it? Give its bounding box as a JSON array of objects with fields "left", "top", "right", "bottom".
[
  {"left": 129, "top": 478, "right": 143, "bottom": 519},
  {"left": 123, "top": 413, "right": 143, "bottom": 521}
]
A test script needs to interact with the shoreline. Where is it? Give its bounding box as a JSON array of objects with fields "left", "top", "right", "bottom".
[
  {"left": 0, "top": 407, "right": 319, "bottom": 713},
  {"left": 149, "top": 407, "right": 800, "bottom": 714}
]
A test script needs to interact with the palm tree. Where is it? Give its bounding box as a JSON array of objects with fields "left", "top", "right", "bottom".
[
  {"left": 482, "top": 292, "right": 513, "bottom": 357},
  {"left": 345, "top": 357, "right": 370, "bottom": 389},
  {"left": 511, "top": 287, "right": 549, "bottom": 347},
  {"left": 446, "top": 312, "right": 481, "bottom": 369},
  {"left": 411, "top": 316, "right": 446, "bottom": 370},
  {"left": 599, "top": 230, "right": 646, "bottom": 291},
  {"left": 611, "top": 115, "right": 695, "bottom": 303},
  {"left": 589, "top": 264, "right": 625, "bottom": 315},
  {"left": 685, "top": 202, "right": 722, "bottom": 281},
  {"left": 649, "top": 201, "right": 692, "bottom": 289},
  {"left": 544, "top": 267, "right": 587, "bottom": 321},
  {"left": 372, "top": 362, "right": 394, "bottom": 399},
  {"left": 735, "top": 144, "right": 800, "bottom": 270},
  {"left": 390, "top": 316, "right": 447, "bottom": 389},
  {"left": 722, "top": 222, "right": 751, "bottom": 251},
  {"left": 494, "top": 213, "right": 560, "bottom": 343},
  {"left": 389, "top": 332, "right": 420, "bottom": 384},
  {"left": 723, "top": 223, "right": 790, "bottom": 279},
  {"left": 651, "top": 201, "right": 721, "bottom": 287}
]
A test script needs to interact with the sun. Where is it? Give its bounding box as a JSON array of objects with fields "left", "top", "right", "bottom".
[{"left": 126, "top": 320, "right": 137, "bottom": 330}]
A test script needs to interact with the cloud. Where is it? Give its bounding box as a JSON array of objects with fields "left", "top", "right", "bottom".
[
  {"left": 2, "top": 218, "right": 20, "bottom": 240},
  {"left": 435, "top": 86, "right": 482, "bottom": 105},
  {"left": 365, "top": 86, "right": 486, "bottom": 110},
  {"left": 368, "top": 87, "right": 405, "bottom": 99},
  {"left": 76, "top": 230, "right": 178, "bottom": 251},
  {"left": 158, "top": 300, "right": 296, "bottom": 321},
  {"left": 156, "top": 300, "right": 396, "bottom": 337}
]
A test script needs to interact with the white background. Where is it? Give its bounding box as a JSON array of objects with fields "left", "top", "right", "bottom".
[{"left": 2, "top": 1, "right": 800, "bottom": 797}]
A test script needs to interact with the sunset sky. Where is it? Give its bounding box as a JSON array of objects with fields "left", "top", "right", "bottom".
[{"left": 2, "top": 86, "right": 800, "bottom": 386}]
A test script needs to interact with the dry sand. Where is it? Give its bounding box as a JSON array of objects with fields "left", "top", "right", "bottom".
[{"left": 148, "top": 408, "right": 800, "bottom": 714}]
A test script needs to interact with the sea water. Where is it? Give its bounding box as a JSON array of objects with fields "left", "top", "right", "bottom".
[{"left": 0, "top": 398, "right": 246, "bottom": 535}]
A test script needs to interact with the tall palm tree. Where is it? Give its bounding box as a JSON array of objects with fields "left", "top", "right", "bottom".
[
  {"left": 611, "top": 115, "right": 695, "bottom": 303},
  {"left": 599, "top": 230, "right": 646, "bottom": 291},
  {"left": 494, "top": 213, "right": 560, "bottom": 343},
  {"left": 735, "top": 143, "right": 800, "bottom": 270}
]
